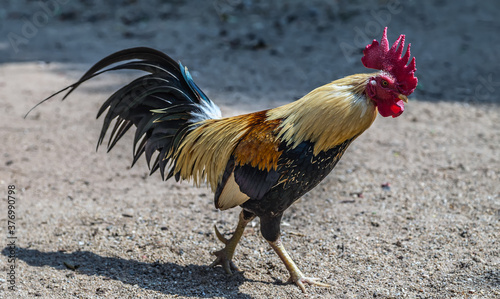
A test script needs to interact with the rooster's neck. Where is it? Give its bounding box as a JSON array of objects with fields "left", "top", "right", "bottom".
[{"left": 267, "top": 73, "right": 378, "bottom": 155}]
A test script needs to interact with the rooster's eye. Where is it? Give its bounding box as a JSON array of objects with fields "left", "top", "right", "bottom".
[{"left": 381, "top": 80, "right": 389, "bottom": 87}]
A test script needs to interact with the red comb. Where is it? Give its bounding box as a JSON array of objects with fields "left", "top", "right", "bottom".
[{"left": 361, "top": 27, "right": 418, "bottom": 96}]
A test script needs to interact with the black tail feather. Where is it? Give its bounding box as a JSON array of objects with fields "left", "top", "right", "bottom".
[{"left": 29, "top": 47, "right": 221, "bottom": 179}]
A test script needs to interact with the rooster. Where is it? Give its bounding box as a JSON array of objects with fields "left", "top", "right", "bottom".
[{"left": 32, "top": 27, "right": 417, "bottom": 292}]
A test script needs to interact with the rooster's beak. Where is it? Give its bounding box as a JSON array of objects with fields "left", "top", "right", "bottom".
[{"left": 398, "top": 94, "right": 408, "bottom": 103}]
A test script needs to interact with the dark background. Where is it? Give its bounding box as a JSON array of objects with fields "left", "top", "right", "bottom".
[{"left": 1, "top": 0, "right": 499, "bottom": 105}]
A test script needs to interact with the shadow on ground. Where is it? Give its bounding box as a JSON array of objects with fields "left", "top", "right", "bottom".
[{"left": 2, "top": 247, "right": 272, "bottom": 298}]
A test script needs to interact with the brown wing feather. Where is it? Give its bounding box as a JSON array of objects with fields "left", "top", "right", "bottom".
[
  {"left": 215, "top": 111, "right": 283, "bottom": 209},
  {"left": 233, "top": 111, "right": 282, "bottom": 171}
]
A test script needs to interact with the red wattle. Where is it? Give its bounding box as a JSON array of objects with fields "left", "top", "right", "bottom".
[{"left": 377, "top": 99, "right": 404, "bottom": 118}]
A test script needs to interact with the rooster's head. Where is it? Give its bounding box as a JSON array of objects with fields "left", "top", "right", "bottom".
[{"left": 362, "top": 27, "right": 418, "bottom": 118}]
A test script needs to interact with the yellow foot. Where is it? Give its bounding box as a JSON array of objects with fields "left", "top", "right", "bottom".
[
  {"left": 209, "top": 224, "right": 241, "bottom": 274},
  {"left": 287, "top": 274, "right": 331, "bottom": 293},
  {"left": 268, "top": 238, "right": 330, "bottom": 293},
  {"left": 209, "top": 248, "right": 241, "bottom": 274}
]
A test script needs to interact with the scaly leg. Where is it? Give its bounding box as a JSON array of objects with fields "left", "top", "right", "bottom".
[
  {"left": 268, "top": 237, "right": 331, "bottom": 293},
  {"left": 210, "top": 210, "right": 255, "bottom": 274}
]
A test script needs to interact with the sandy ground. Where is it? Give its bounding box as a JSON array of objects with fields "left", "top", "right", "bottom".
[{"left": 1, "top": 1, "right": 499, "bottom": 298}]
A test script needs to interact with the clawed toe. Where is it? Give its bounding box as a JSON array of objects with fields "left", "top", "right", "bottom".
[
  {"left": 288, "top": 276, "right": 331, "bottom": 293},
  {"left": 210, "top": 248, "right": 241, "bottom": 274},
  {"left": 209, "top": 212, "right": 254, "bottom": 275}
]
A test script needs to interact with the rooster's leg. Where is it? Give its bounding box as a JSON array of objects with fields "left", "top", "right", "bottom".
[
  {"left": 268, "top": 237, "right": 331, "bottom": 293},
  {"left": 210, "top": 210, "right": 255, "bottom": 274}
]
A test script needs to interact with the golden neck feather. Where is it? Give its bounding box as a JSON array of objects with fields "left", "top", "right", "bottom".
[{"left": 267, "top": 73, "right": 378, "bottom": 155}]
